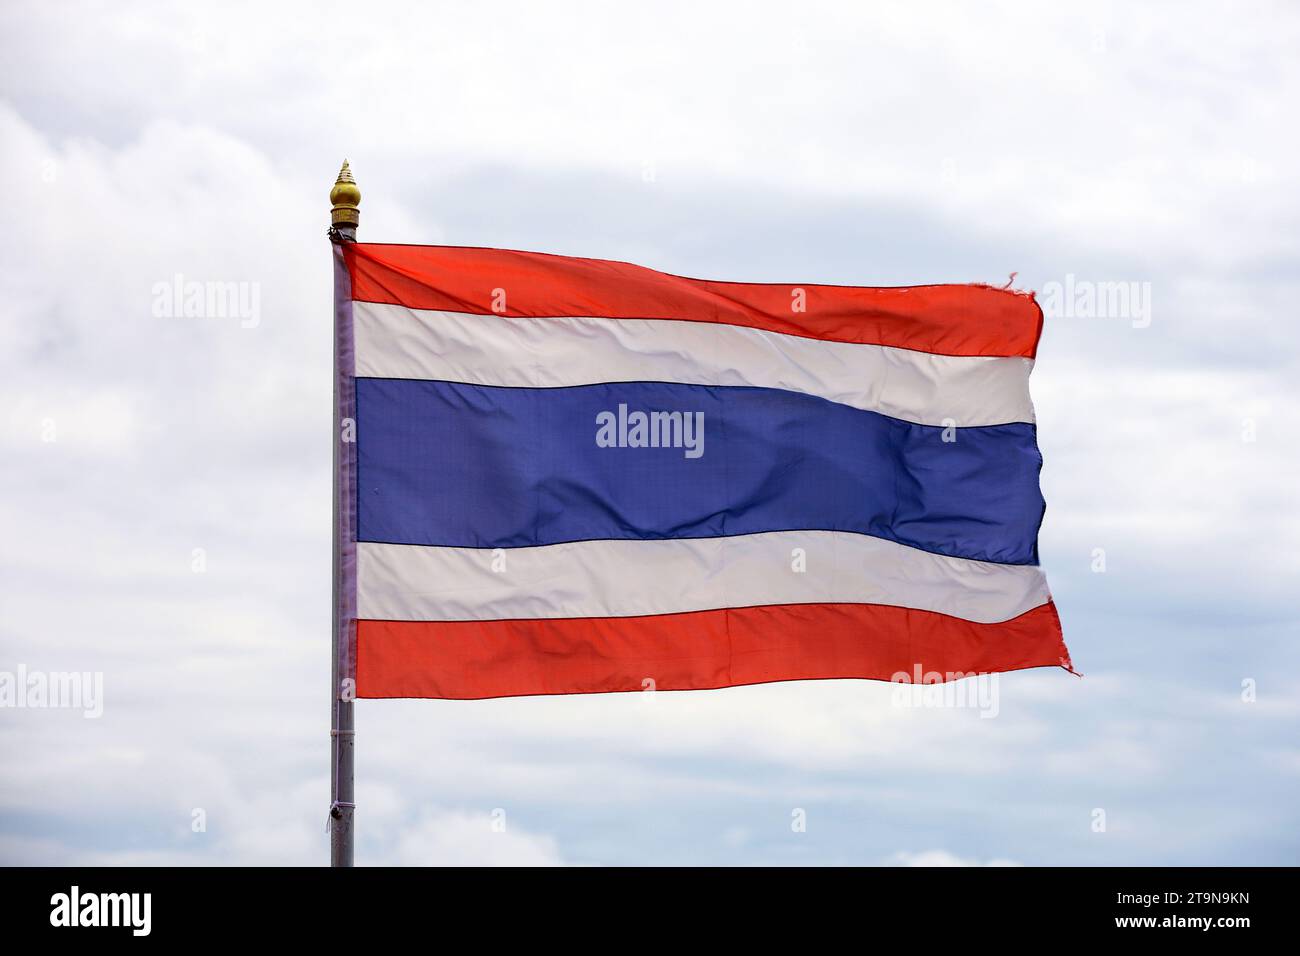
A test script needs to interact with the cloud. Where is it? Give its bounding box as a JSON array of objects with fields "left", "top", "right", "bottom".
[
  {"left": 1, "top": 1, "right": 1298, "bottom": 867},
  {"left": 374, "top": 810, "right": 565, "bottom": 867},
  {"left": 887, "top": 850, "right": 1023, "bottom": 867}
]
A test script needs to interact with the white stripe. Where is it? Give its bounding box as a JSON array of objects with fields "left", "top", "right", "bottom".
[
  {"left": 353, "top": 302, "right": 1036, "bottom": 427},
  {"left": 357, "top": 531, "right": 1049, "bottom": 625}
]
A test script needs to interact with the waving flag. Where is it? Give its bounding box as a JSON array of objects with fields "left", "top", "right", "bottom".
[{"left": 335, "top": 243, "right": 1072, "bottom": 699}]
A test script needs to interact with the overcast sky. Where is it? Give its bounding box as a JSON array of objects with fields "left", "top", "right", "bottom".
[{"left": 1, "top": 0, "right": 1297, "bottom": 865}]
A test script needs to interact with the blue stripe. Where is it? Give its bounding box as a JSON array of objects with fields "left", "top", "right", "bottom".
[{"left": 356, "top": 379, "right": 1044, "bottom": 565}]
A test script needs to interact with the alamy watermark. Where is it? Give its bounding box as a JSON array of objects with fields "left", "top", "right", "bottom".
[
  {"left": 0, "top": 664, "right": 103, "bottom": 718},
  {"left": 50, "top": 886, "right": 150, "bottom": 936},
  {"left": 1039, "top": 273, "right": 1151, "bottom": 328},
  {"left": 151, "top": 273, "right": 261, "bottom": 328},
  {"left": 596, "top": 404, "right": 705, "bottom": 459},
  {"left": 890, "top": 667, "right": 1000, "bottom": 718}
]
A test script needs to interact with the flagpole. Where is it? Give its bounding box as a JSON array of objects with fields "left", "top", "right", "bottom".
[{"left": 329, "top": 160, "right": 360, "bottom": 867}]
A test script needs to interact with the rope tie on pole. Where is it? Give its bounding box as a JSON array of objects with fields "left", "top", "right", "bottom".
[{"left": 326, "top": 802, "right": 357, "bottom": 834}]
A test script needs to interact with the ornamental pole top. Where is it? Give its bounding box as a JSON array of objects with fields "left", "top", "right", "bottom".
[{"left": 330, "top": 159, "right": 360, "bottom": 232}]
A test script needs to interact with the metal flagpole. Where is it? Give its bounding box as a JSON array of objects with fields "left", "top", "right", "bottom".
[{"left": 329, "top": 160, "right": 360, "bottom": 867}]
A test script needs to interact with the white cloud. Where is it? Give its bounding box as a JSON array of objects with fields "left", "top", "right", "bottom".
[
  {"left": 1, "top": 1, "right": 1297, "bottom": 867},
  {"left": 887, "top": 850, "right": 1022, "bottom": 867},
  {"left": 377, "top": 810, "right": 565, "bottom": 867}
]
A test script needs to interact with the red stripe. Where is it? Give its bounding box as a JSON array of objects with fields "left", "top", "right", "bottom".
[
  {"left": 344, "top": 243, "right": 1045, "bottom": 358},
  {"left": 356, "top": 602, "right": 1071, "bottom": 699}
]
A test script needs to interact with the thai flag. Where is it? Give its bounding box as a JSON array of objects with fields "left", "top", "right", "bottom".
[{"left": 334, "top": 244, "right": 1072, "bottom": 699}]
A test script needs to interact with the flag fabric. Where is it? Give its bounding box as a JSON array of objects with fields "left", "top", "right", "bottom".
[{"left": 335, "top": 243, "right": 1072, "bottom": 699}]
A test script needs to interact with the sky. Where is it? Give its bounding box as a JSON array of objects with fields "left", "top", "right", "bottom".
[{"left": 1, "top": 0, "right": 1297, "bottom": 866}]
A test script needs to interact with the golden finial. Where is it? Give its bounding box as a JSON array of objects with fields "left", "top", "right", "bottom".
[{"left": 330, "top": 159, "right": 361, "bottom": 229}]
